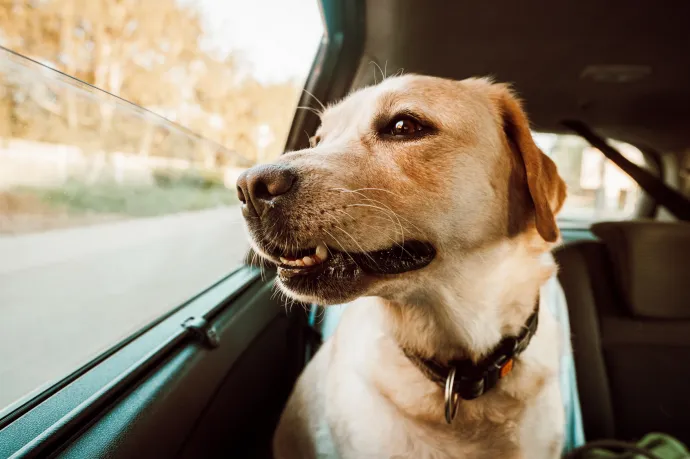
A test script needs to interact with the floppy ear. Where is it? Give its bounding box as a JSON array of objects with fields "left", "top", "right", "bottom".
[{"left": 491, "top": 85, "right": 566, "bottom": 242}]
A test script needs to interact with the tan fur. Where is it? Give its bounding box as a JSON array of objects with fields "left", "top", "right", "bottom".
[
  {"left": 487, "top": 82, "right": 567, "bottom": 242},
  {"left": 249, "top": 75, "right": 567, "bottom": 458}
]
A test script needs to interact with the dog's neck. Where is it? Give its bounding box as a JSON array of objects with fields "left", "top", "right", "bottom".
[{"left": 381, "top": 235, "right": 555, "bottom": 363}]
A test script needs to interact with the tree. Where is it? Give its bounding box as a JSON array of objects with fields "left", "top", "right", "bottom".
[{"left": 0, "top": 0, "right": 302, "bottom": 165}]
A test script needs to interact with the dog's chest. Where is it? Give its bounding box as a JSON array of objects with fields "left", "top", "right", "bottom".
[
  {"left": 321, "top": 299, "right": 562, "bottom": 459},
  {"left": 325, "top": 368, "right": 522, "bottom": 459},
  {"left": 327, "top": 402, "right": 521, "bottom": 459}
]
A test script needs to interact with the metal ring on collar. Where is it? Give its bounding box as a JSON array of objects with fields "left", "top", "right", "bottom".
[{"left": 444, "top": 366, "right": 460, "bottom": 424}]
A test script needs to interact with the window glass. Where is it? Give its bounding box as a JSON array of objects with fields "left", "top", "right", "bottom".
[
  {"left": 0, "top": 0, "right": 323, "bottom": 416},
  {"left": 533, "top": 132, "right": 649, "bottom": 224}
]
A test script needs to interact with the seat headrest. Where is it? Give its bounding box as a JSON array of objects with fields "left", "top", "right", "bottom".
[{"left": 592, "top": 220, "right": 690, "bottom": 319}]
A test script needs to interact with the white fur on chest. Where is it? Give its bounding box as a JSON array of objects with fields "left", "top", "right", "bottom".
[{"left": 314, "top": 299, "right": 564, "bottom": 459}]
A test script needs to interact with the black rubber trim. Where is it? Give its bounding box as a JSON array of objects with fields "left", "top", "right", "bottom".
[
  {"left": 0, "top": 267, "right": 260, "bottom": 459},
  {"left": 284, "top": 0, "right": 366, "bottom": 152}
]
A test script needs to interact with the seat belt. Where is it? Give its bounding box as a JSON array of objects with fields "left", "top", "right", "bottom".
[{"left": 563, "top": 120, "right": 690, "bottom": 221}]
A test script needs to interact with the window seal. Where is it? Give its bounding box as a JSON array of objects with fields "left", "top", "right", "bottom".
[
  {"left": 0, "top": 266, "right": 260, "bottom": 458},
  {"left": 284, "top": 0, "right": 366, "bottom": 152}
]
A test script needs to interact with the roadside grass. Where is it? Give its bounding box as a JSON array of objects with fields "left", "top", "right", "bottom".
[
  {"left": 1, "top": 170, "right": 239, "bottom": 234},
  {"left": 27, "top": 180, "right": 238, "bottom": 217}
]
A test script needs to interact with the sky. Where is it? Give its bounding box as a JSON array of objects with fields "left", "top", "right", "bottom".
[{"left": 185, "top": 0, "right": 324, "bottom": 84}]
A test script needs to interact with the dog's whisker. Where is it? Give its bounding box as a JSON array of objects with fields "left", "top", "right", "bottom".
[
  {"left": 353, "top": 197, "right": 406, "bottom": 244},
  {"left": 270, "top": 284, "right": 280, "bottom": 301},
  {"left": 333, "top": 225, "right": 381, "bottom": 267},
  {"left": 346, "top": 194, "right": 420, "bottom": 236},
  {"left": 345, "top": 203, "right": 406, "bottom": 243},
  {"left": 357, "top": 200, "right": 429, "bottom": 239},
  {"left": 333, "top": 209, "right": 410, "bottom": 254},
  {"left": 301, "top": 88, "right": 327, "bottom": 112},
  {"left": 323, "top": 228, "right": 359, "bottom": 266},
  {"left": 296, "top": 105, "right": 322, "bottom": 117},
  {"left": 333, "top": 189, "right": 405, "bottom": 232},
  {"left": 369, "top": 60, "right": 385, "bottom": 84},
  {"left": 333, "top": 208, "right": 357, "bottom": 220},
  {"left": 330, "top": 186, "right": 404, "bottom": 199}
]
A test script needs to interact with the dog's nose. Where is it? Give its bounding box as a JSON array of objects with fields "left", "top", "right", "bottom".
[{"left": 236, "top": 164, "right": 297, "bottom": 216}]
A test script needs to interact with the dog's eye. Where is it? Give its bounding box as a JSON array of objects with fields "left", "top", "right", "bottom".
[{"left": 382, "top": 116, "right": 427, "bottom": 138}]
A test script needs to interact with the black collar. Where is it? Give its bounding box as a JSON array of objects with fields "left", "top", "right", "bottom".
[{"left": 402, "top": 299, "right": 540, "bottom": 403}]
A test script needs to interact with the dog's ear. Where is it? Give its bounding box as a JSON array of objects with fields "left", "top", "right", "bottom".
[{"left": 490, "top": 85, "right": 566, "bottom": 242}]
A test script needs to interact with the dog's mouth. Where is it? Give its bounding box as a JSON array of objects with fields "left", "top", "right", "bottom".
[
  {"left": 259, "top": 240, "right": 436, "bottom": 303},
  {"left": 272, "top": 240, "right": 435, "bottom": 275}
]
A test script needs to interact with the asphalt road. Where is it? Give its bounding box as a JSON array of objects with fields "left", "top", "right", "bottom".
[{"left": 0, "top": 206, "right": 249, "bottom": 412}]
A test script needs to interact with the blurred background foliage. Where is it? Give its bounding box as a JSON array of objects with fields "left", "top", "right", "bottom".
[{"left": 0, "top": 0, "right": 303, "bottom": 165}]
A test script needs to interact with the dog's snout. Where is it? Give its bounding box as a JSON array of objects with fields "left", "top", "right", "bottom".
[{"left": 236, "top": 164, "right": 297, "bottom": 216}]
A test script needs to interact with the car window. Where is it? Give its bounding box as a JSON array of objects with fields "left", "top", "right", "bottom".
[
  {"left": 533, "top": 132, "right": 649, "bottom": 225},
  {"left": 0, "top": 0, "right": 322, "bottom": 416}
]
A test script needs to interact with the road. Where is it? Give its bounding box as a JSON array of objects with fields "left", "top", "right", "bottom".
[{"left": 0, "top": 206, "right": 249, "bottom": 412}]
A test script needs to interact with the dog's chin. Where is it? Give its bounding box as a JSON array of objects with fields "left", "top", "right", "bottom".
[{"left": 254, "top": 240, "right": 436, "bottom": 306}]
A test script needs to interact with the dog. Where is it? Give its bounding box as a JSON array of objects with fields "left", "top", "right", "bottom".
[{"left": 237, "top": 74, "right": 567, "bottom": 459}]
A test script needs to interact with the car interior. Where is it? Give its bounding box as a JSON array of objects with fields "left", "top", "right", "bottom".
[{"left": 1, "top": 0, "right": 689, "bottom": 458}]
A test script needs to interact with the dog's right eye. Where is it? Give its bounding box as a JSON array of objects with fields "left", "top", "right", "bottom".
[{"left": 380, "top": 115, "right": 430, "bottom": 139}]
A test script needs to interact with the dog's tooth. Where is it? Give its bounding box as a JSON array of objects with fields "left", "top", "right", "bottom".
[
  {"left": 280, "top": 257, "right": 289, "bottom": 264},
  {"left": 316, "top": 243, "right": 328, "bottom": 260},
  {"left": 295, "top": 259, "right": 305, "bottom": 267},
  {"left": 302, "top": 256, "right": 315, "bottom": 266}
]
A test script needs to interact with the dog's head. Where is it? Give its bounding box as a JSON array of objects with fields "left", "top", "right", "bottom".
[{"left": 237, "top": 75, "right": 566, "bottom": 305}]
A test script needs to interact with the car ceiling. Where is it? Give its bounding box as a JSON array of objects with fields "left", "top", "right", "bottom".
[{"left": 352, "top": 0, "right": 690, "bottom": 153}]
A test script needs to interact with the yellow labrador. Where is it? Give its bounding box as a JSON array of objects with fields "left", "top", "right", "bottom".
[{"left": 237, "top": 75, "right": 567, "bottom": 459}]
